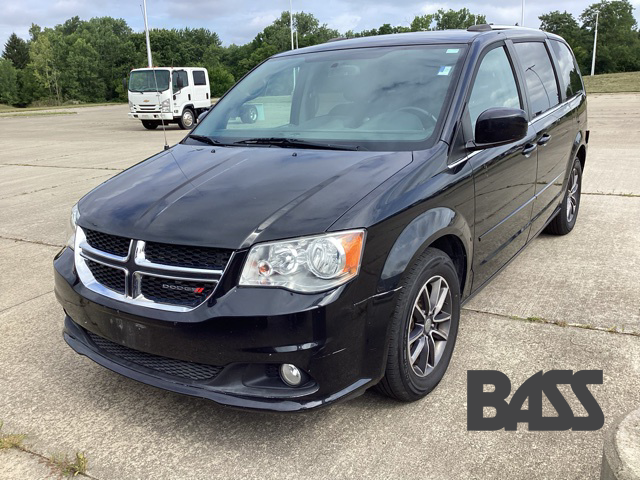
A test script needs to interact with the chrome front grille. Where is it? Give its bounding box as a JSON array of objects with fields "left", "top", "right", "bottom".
[
  {"left": 84, "top": 229, "right": 131, "bottom": 258},
  {"left": 74, "top": 227, "right": 233, "bottom": 312},
  {"left": 85, "top": 258, "right": 126, "bottom": 294},
  {"left": 145, "top": 241, "right": 232, "bottom": 270}
]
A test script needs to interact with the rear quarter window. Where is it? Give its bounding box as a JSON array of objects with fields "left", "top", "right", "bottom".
[
  {"left": 193, "top": 70, "right": 207, "bottom": 86},
  {"left": 549, "top": 40, "right": 584, "bottom": 99},
  {"left": 514, "top": 42, "right": 560, "bottom": 117}
]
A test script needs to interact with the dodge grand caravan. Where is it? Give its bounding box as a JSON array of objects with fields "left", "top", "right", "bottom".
[{"left": 54, "top": 25, "right": 588, "bottom": 411}]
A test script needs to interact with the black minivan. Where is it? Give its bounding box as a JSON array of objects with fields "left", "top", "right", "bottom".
[{"left": 54, "top": 25, "right": 588, "bottom": 411}]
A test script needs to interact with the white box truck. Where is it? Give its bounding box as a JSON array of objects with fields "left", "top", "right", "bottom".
[{"left": 127, "top": 67, "right": 211, "bottom": 130}]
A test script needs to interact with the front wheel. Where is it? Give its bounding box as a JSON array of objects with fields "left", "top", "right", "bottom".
[
  {"left": 545, "top": 157, "right": 582, "bottom": 235},
  {"left": 377, "top": 248, "right": 461, "bottom": 402},
  {"left": 141, "top": 120, "right": 158, "bottom": 130},
  {"left": 178, "top": 108, "right": 195, "bottom": 130}
]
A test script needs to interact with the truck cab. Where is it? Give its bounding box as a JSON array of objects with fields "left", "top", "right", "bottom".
[{"left": 127, "top": 67, "right": 211, "bottom": 130}]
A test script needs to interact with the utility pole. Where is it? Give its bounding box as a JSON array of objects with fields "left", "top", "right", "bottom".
[
  {"left": 289, "top": 0, "right": 295, "bottom": 50},
  {"left": 521, "top": 0, "right": 525, "bottom": 27},
  {"left": 591, "top": 11, "right": 599, "bottom": 76},
  {"left": 142, "top": 0, "right": 153, "bottom": 67}
]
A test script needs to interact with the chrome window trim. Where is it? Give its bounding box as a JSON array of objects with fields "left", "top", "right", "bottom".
[
  {"left": 448, "top": 150, "right": 480, "bottom": 169},
  {"left": 74, "top": 227, "right": 231, "bottom": 312},
  {"left": 529, "top": 92, "right": 584, "bottom": 125}
]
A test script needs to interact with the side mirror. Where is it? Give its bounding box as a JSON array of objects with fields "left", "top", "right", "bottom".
[
  {"left": 176, "top": 76, "right": 184, "bottom": 90},
  {"left": 197, "top": 107, "right": 211, "bottom": 123},
  {"left": 472, "top": 108, "right": 528, "bottom": 149},
  {"left": 122, "top": 76, "right": 127, "bottom": 90}
]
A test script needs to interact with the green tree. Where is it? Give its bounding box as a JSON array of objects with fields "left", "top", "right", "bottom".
[
  {"left": 580, "top": 0, "right": 640, "bottom": 73},
  {"left": 410, "top": 14, "right": 436, "bottom": 31},
  {"left": 29, "top": 31, "right": 63, "bottom": 104},
  {"left": 15, "top": 67, "right": 45, "bottom": 106},
  {"left": 0, "top": 58, "right": 18, "bottom": 104},
  {"left": 3, "top": 33, "right": 30, "bottom": 69},
  {"left": 63, "top": 36, "right": 104, "bottom": 101},
  {"left": 433, "top": 8, "right": 486, "bottom": 30}
]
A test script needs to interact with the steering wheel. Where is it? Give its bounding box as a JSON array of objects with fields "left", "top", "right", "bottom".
[{"left": 395, "top": 107, "right": 438, "bottom": 131}]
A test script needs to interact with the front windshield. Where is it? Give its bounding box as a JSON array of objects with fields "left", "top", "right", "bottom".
[
  {"left": 193, "top": 45, "right": 467, "bottom": 151},
  {"left": 129, "top": 69, "right": 171, "bottom": 93}
]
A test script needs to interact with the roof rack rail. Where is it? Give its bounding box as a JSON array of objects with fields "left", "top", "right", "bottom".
[
  {"left": 468, "top": 24, "right": 540, "bottom": 32},
  {"left": 326, "top": 37, "right": 348, "bottom": 43}
]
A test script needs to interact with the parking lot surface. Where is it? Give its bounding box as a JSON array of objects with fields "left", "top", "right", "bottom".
[{"left": 1, "top": 95, "right": 639, "bottom": 479}]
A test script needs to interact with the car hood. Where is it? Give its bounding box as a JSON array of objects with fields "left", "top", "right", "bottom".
[{"left": 78, "top": 143, "right": 412, "bottom": 249}]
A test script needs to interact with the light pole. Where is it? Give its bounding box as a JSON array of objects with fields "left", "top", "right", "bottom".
[
  {"left": 591, "top": 11, "right": 599, "bottom": 76},
  {"left": 521, "top": 0, "right": 525, "bottom": 27},
  {"left": 289, "top": 0, "right": 295, "bottom": 50},
  {"left": 142, "top": 0, "right": 153, "bottom": 68}
]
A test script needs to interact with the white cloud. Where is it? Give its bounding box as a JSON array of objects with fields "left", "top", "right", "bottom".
[{"left": 329, "top": 13, "right": 361, "bottom": 33}]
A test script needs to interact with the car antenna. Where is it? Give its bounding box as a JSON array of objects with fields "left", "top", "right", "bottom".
[
  {"left": 151, "top": 68, "right": 170, "bottom": 151},
  {"left": 140, "top": 2, "right": 169, "bottom": 151}
]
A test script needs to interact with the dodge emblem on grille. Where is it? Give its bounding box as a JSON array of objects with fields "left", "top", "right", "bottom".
[{"left": 162, "top": 284, "right": 205, "bottom": 294}]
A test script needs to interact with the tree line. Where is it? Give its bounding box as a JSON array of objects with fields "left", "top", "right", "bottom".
[{"left": 1, "top": 1, "right": 638, "bottom": 107}]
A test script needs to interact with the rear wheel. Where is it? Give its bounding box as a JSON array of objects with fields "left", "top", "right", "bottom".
[
  {"left": 178, "top": 108, "right": 195, "bottom": 130},
  {"left": 377, "top": 248, "right": 460, "bottom": 402},
  {"left": 141, "top": 120, "right": 158, "bottom": 130},
  {"left": 545, "top": 157, "right": 582, "bottom": 235}
]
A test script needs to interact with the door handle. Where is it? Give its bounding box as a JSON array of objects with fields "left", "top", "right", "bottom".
[
  {"left": 522, "top": 143, "right": 537, "bottom": 157},
  {"left": 537, "top": 134, "right": 552, "bottom": 146}
]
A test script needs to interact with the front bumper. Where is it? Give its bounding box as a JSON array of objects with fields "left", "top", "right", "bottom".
[
  {"left": 54, "top": 247, "right": 398, "bottom": 411},
  {"left": 128, "top": 112, "right": 173, "bottom": 121}
]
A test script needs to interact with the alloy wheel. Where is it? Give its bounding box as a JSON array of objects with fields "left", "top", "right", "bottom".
[
  {"left": 406, "top": 275, "right": 452, "bottom": 377},
  {"left": 566, "top": 165, "right": 580, "bottom": 223}
]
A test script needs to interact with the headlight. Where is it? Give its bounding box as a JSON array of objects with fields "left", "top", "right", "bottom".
[
  {"left": 66, "top": 203, "right": 80, "bottom": 249},
  {"left": 239, "top": 230, "right": 365, "bottom": 293},
  {"left": 161, "top": 99, "right": 170, "bottom": 112},
  {"left": 128, "top": 100, "right": 134, "bottom": 110}
]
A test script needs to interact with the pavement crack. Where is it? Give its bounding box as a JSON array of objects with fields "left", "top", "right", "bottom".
[
  {"left": 583, "top": 191, "right": 640, "bottom": 198},
  {"left": 462, "top": 307, "right": 640, "bottom": 337},
  {"left": 0, "top": 291, "right": 55, "bottom": 315},
  {"left": 4, "top": 163, "right": 123, "bottom": 172},
  {"left": 0, "top": 235, "right": 64, "bottom": 248},
  {"left": 0, "top": 174, "right": 113, "bottom": 200},
  {"left": 9, "top": 445, "right": 100, "bottom": 480}
]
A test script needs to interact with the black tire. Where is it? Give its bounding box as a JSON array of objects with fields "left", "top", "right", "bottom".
[
  {"left": 178, "top": 108, "right": 195, "bottom": 130},
  {"left": 141, "top": 120, "right": 158, "bottom": 130},
  {"left": 240, "top": 105, "right": 258, "bottom": 124},
  {"left": 545, "top": 157, "right": 582, "bottom": 235},
  {"left": 377, "top": 248, "right": 461, "bottom": 402}
]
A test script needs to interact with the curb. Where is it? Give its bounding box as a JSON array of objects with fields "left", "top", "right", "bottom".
[{"left": 601, "top": 407, "right": 640, "bottom": 480}]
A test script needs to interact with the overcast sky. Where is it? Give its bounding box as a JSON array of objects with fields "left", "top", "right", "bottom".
[{"left": 2, "top": 0, "right": 639, "bottom": 50}]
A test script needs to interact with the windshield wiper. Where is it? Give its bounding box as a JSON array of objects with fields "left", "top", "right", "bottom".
[
  {"left": 186, "top": 134, "right": 229, "bottom": 147},
  {"left": 233, "top": 137, "right": 362, "bottom": 151}
]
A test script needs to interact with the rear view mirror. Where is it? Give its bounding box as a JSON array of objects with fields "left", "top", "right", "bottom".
[
  {"left": 473, "top": 108, "right": 528, "bottom": 149},
  {"left": 122, "top": 76, "right": 127, "bottom": 90}
]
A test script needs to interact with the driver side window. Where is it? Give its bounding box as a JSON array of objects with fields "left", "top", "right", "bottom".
[
  {"left": 172, "top": 71, "right": 188, "bottom": 93},
  {"left": 469, "top": 47, "right": 521, "bottom": 134}
]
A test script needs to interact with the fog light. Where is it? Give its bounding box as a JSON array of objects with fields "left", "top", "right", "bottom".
[{"left": 280, "top": 364, "right": 302, "bottom": 387}]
